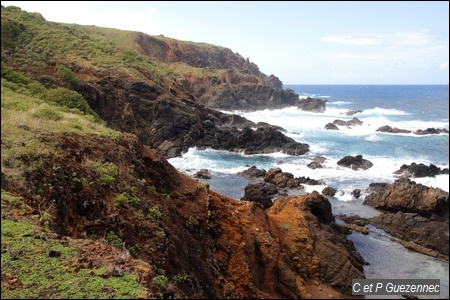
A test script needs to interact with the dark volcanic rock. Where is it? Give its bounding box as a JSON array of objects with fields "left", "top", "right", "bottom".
[
  {"left": 376, "top": 126, "right": 449, "bottom": 135},
  {"left": 195, "top": 169, "right": 211, "bottom": 179},
  {"left": 343, "top": 109, "right": 363, "bottom": 116},
  {"left": 264, "top": 168, "right": 302, "bottom": 188},
  {"left": 297, "top": 97, "right": 326, "bottom": 112},
  {"left": 238, "top": 166, "right": 267, "bottom": 178},
  {"left": 78, "top": 78, "right": 311, "bottom": 158},
  {"left": 363, "top": 178, "right": 449, "bottom": 259},
  {"left": 337, "top": 155, "right": 373, "bottom": 170},
  {"left": 256, "top": 122, "right": 287, "bottom": 133},
  {"left": 366, "top": 182, "right": 390, "bottom": 194},
  {"left": 241, "top": 182, "right": 278, "bottom": 209},
  {"left": 352, "top": 189, "right": 361, "bottom": 199},
  {"left": 376, "top": 125, "right": 412, "bottom": 134},
  {"left": 324, "top": 123, "right": 339, "bottom": 130},
  {"left": 370, "top": 211, "right": 449, "bottom": 259},
  {"left": 414, "top": 127, "right": 449, "bottom": 135},
  {"left": 363, "top": 178, "right": 449, "bottom": 218},
  {"left": 393, "top": 162, "right": 447, "bottom": 178},
  {"left": 332, "top": 117, "right": 363, "bottom": 127},
  {"left": 307, "top": 161, "right": 324, "bottom": 169},
  {"left": 322, "top": 186, "right": 337, "bottom": 197}
]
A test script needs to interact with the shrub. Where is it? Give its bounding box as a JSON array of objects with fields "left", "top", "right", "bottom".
[
  {"left": 106, "top": 231, "right": 122, "bottom": 247},
  {"left": 32, "top": 106, "right": 63, "bottom": 120},
  {"left": 86, "top": 160, "right": 118, "bottom": 187},
  {"left": 146, "top": 206, "right": 162, "bottom": 223},
  {"left": 152, "top": 275, "right": 168, "bottom": 292},
  {"left": 44, "top": 87, "right": 100, "bottom": 121},
  {"left": 57, "top": 65, "right": 82, "bottom": 88},
  {"left": 113, "top": 192, "right": 128, "bottom": 207}
]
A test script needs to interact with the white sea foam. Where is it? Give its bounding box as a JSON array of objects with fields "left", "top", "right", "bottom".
[{"left": 171, "top": 91, "right": 448, "bottom": 201}]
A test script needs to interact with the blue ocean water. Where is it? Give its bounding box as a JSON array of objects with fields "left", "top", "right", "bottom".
[{"left": 168, "top": 84, "right": 449, "bottom": 298}]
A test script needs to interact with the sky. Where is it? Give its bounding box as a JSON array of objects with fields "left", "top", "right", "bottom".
[{"left": 2, "top": 1, "right": 449, "bottom": 85}]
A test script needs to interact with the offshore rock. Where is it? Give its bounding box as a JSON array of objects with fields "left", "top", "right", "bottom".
[
  {"left": 393, "top": 162, "right": 449, "bottom": 178},
  {"left": 337, "top": 154, "right": 373, "bottom": 170}
]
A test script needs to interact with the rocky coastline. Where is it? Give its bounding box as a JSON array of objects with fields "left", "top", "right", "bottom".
[{"left": 1, "top": 6, "right": 447, "bottom": 298}]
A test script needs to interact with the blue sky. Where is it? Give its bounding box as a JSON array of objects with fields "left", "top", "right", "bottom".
[{"left": 2, "top": 1, "right": 449, "bottom": 85}]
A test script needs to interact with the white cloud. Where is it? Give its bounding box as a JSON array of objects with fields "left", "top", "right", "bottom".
[
  {"left": 330, "top": 53, "right": 385, "bottom": 60},
  {"left": 322, "top": 30, "right": 448, "bottom": 65},
  {"left": 390, "top": 29, "right": 430, "bottom": 46},
  {"left": 320, "top": 36, "right": 379, "bottom": 45},
  {"left": 439, "top": 61, "right": 449, "bottom": 70}
]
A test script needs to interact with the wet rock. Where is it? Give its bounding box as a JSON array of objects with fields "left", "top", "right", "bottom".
[
  {"left": 376, "top": 125, "right": 411, "bottom": 134},
  {"left": 363, "top": 178, "right": 449, "bottom": 259},
  {"left": 241, "top": 182, "right": 277, "bottom": 209},
  {"left": 237, "top": 166, "right": 266, "bottom": 178},
  {"left": 195, "top": 169, "right": 211, "bottom": 179},
  {"left": 351, "top": 189, "right": 361, "bottom": 199},
  {"left": 322, "top": 187, "right": 337, "bottom": 197},
  {"left": 332, "top": 117, "right": 363, "bottom": 127},
  {"left": 337, "top": 155, "right": 373, "bottom": 170},
  {"left": 414, "top": 128, "right": 449, "bottom": 135},
  {"left": 393, "top": 162, "right": 447, "bottom": 178},
  {"left": 324, "top": 123, "right": 339, "bottom": 130}
]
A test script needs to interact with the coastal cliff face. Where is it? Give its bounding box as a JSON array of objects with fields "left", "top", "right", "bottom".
[
  {"left": 1, "top": 6, "right": 310, "bottom": 158},
  {"left": 2, "top": 133, "right": 365, "bottom": 298},
  {"left": 1, "top": 5, "right": 360, "bottom": 299}
]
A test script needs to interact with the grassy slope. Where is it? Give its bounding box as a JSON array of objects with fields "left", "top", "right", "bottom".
[{"left": 1, "top": 62, "right": 151, "bottom": 298}]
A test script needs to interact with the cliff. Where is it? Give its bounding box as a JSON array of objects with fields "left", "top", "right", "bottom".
[{"left": 1, "top": 5, "right": 362, "bottom": 299}]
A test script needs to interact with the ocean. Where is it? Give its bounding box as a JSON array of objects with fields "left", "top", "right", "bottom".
[{"left": 168, "top": 84, "right": 449, "bottom": 298}]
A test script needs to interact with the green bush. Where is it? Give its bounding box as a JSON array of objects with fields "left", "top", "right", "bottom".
[
  {"left": 146, "top": 206, "right": 162, "bottom": 223},
  {"left": 1, "top": 63, "right": 30, "bottom": 86},
  {"left": 32, "top": 106, "right": 63, "bottom": 120},
  {"left": 113, "top": 192, "right": 128, "bottom": 207},
  {"left": 57, "top": 65, "right": 82, "bottom": 88},
  {"left": 106, "top": 231, "right": 122, "bottom": 247},
  {"left": 44, "top": 87, "right": 99, "bottom": 120},
  {"left": 152, "top": 275, "right": 168, "bottom": 292},
  {"left": 86, "top": 160, "right": 118, "bottom": 186}
]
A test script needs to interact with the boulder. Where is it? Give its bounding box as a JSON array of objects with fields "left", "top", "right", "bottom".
[{"left": 337, "top": 155, "right": 373, "bottom": 170}]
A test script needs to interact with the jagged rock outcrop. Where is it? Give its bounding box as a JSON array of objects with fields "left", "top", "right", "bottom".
[
  {"left": 240, "top": 182, "right": 278, "bottom": 209},
  {"left": 322, "top": 186, "right": 337, "bottom": 197},
  {"left": 363, "top": 178, "right": 449, "bottom": 217},
  {"left": 414, "top": 128, "right": 449, "bottom": 135},
  {"left": 370, "top": 212, "right": 449, "bottom": 259},
  {"left": 376, "top": 125, "right": 412, "bottom": 134},
  {"left": 363, "top": 178, "right": 449, "bottom": 259},
  {"left": 337, "top": 154, "right": 373, "bottom": 170},
  {"left": 1, "top": 6, "right": 313, "bottom": 159},
  {"left": 131, "top": 32, "right": 326, "bottom": 112},
  {"left": 267, "top": 192, "right": 366, "bottom": 294},
  {"left": 264, "top": 167, "right": 303, "bottom": 189},
  {"left": 1, "top": 7, "right": 366, "bottom": 298},
  {"left": 4, "top": 131, "right": 367, "bottom": 298},
  {"left": 238, "top": 166, "right": 267, "bottom": 178},
  {"left": 297, "top": 96, "right": 326, "bottom": 113},
  {"left": 78, "top": 78, "right": 310, "bottom": 158},
  {"left": 393, "top": 162, "right": 449, "bottom": 178},
  {"left": 324, "top": 123, "right": 339, "bottom": 130},
  {"left": 376, "top": 125, "right": 449, "bottom": 135},
  {"left": 332, "top": 117, "right": 363, "bottom": 127}
]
